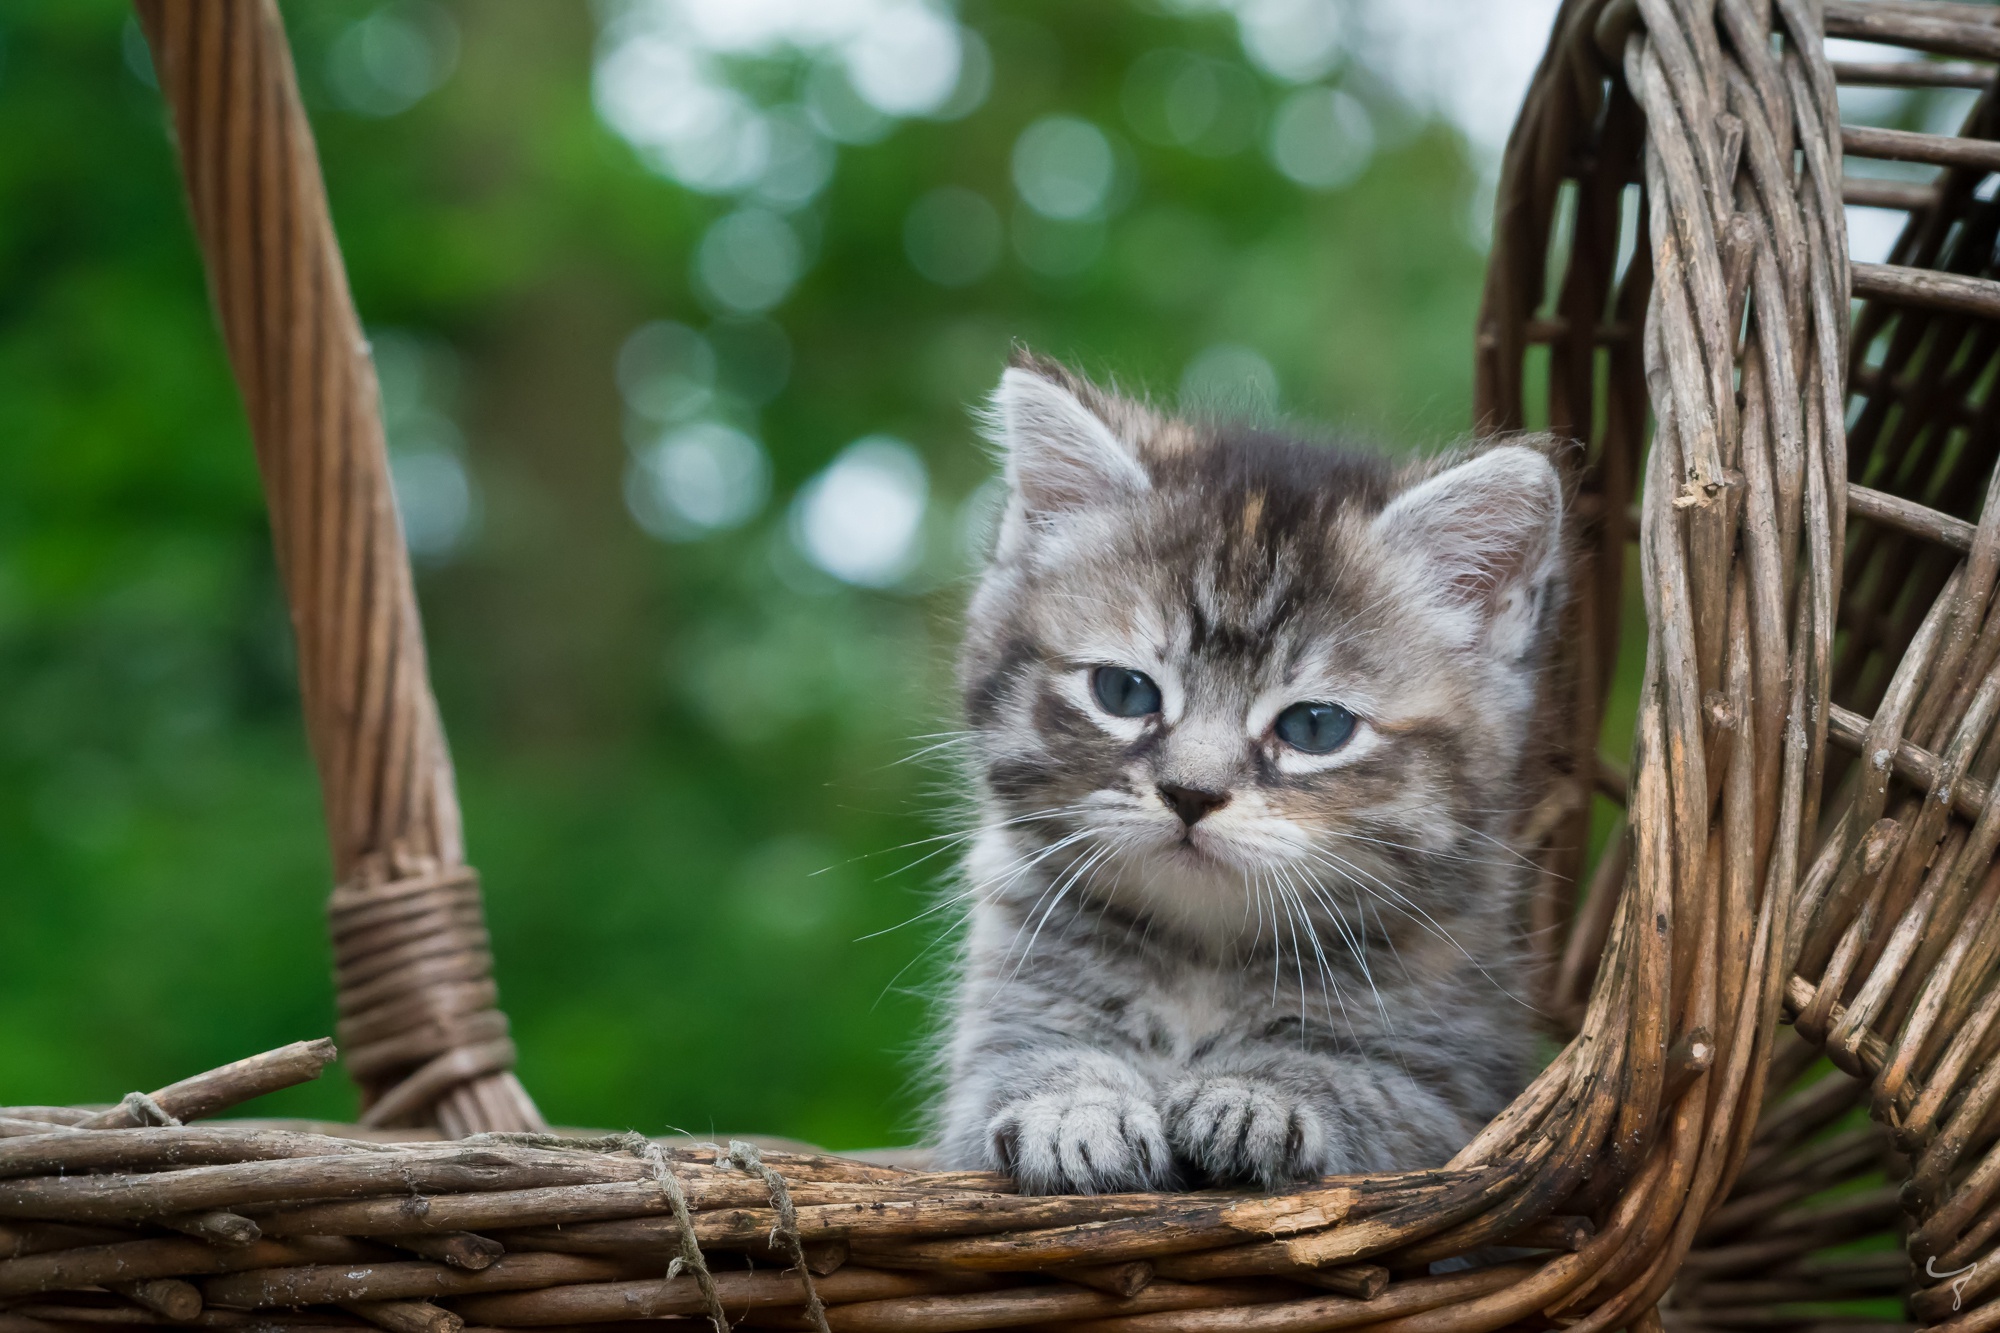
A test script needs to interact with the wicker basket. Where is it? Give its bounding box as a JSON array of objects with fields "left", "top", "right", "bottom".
[{"left": 6, "top": 1, "right": 2000, "bottom": 1331}]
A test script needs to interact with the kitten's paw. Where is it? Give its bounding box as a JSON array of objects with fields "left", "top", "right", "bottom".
[
  {"left": 987, "top": 1088, "right": 1173, "bottom": 1194},
  {"left": 1164, "top": 1075, "right": 1327, "bottom": 1189}
]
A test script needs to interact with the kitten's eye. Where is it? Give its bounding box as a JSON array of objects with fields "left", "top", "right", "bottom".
[
  {"left": 1274, "top": 701, "right": 1357, "bottom": 754},
  {"left": 1091, "top": 666, "right": 1162, "bottom": 718}
]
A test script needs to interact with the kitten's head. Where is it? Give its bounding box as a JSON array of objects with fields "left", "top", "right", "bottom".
[{"left": 959, "top": 352, "right": 1567, "bottom": 945}]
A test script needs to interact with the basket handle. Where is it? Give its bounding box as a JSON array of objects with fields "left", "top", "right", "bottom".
[{"left": 133, "top": 0, "right": 542, "bottom": 1136}]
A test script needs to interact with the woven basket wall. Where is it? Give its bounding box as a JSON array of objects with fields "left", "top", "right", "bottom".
[
  {"left": 1484, "top": 2, "right": 2000, "bottom": 1332},
  {"left": 8, "top": 3, "right": 2000, "bottom": 1333}
]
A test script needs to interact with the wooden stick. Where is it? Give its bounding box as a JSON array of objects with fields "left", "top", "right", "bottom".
[
  {"left": 259, "top": 1182, "right": 719, "bottom": 1237},
  {"left": 10, "top": 1306, "right": 368, "bottom": 1329},
  {"left": 1847, "top": 484, "right": 1976, "bottom": 554},
  {"left": 0, "top": 1236, "right": 381, "bottom": 1299},
  {"left": 160, "top": 1211, "right": 262, "bottom": 1246},
  {"left": 1842, "top": 178, "right": 1938, "bottom": 211},
  {"left": 813, "top": 1279, "right": 1292, "bottom": 1333},
  {"left": 0, "top": 1316, "right": 68, "bottom": 1333},
  {"left": 267, "top": 1186, "right": 1174, "bottom": 1243},
  {"left": 108, "top": 1277, "right": 203, "bottom": 1320},
  {"left": 1499, "top": 1216, "right": 1595, "bottom": 1251},
  {"left": 1148, "top": 1247, "right": 1304, "bottom": 1284},
  {"left": 1826, "top": 0, "right": 2000, "bottom": 59},
  {"left": 851, "top": 1191, "right": 1355, "bottom": 1271},
  {"left": 801, "top": 1240, "right": 850, "bottom": 1277},
  {"left": 1833, "top": 59, "right": 1994, "bottom": 88},
  {"left": 1827, "top": 703, "right": 1990, "bottom": 821},
  {"left": 1841, "top": 124, "right": 2000, "bottom": 172},
  {"left": 1852, "top": 262, "right": 2000, "bottom": 322},
  {"left": 374, "top": 1232, "right": 505, "bottom": 1271},
  {"left": 76, "top": 1041, "right": 339, "bottom": 1129},
  {"left": 203, "top": 1253, "right": 636, "bottom": 1309},
  {"left": 743, "top": 1235, "right": 849, "bottom": 1277},
  {"left": 0, "top": 1317, "right": 65, "bottom": 1333},
  {"left": 1150, "top": 1242, "right": 1396, "bottom": 1292},
  {"left": 340, "top": 1300, "right": 464, "bottom": 1333},
  {"left": 0, "top": 1126, "right": 377, "bottom": 1181},
  {"left": 1056, "top": 1262, "right": 1157, "bottom": 1298},
  {"left": 0, "top": 1148, "right": 646, "bottom": 1223},
  {"left": 1024, "top": 1262, "right": 1529, "bottom": 1333},
  {"left": 0, "top": 1123, "right": 85, "bottom": 1142},
  {"left": 1, "top": 1313, "right": 112, "bottom": 1333},
  {"left": 1274, "top": 1160, "right": 1528, "bottom": 1268},
  {"left": 0, "top": 1222, "right": 137, "bottom": 1259},
  {"left": 480, "top": 1184, "right": 1232, "bottom": 1248},
  {"left": 451, "top": 1268, "right": 1000, "bottom": 1326},
  {"left": 1289, "top": 1267, "right": 1389, "bottom": 1300},
  {"left": 713, "top": 1153, "right": 957, "bottom": 1188},
  {"left": 0, "top": 1111, "right": 93, "bottom": 1128}
]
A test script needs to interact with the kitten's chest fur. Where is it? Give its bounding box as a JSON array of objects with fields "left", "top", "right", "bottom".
[{"left": 961, "top": 874, "right": 1509, "bottom": 1073}]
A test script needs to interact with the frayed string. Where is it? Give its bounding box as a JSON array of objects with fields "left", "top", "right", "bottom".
[
  {"left": 120, "top": 1092, "right": 180, "bottom": 1127},
  {"left": 466, "top": 1131, "right": 728, "bottom": 1333},
  {"left": 726, "top": 1141, "right": 830, "bottom": 1333}
]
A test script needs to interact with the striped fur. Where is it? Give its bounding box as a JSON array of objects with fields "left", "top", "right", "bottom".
[{"left": 933, "top": 353, "right": 1567, "bottom": 1193}]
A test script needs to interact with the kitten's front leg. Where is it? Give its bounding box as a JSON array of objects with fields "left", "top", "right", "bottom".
[
  {"left": 1164, "top": 1052, "right": 1470, "bottom": 1189},
  {"left": 1162, "top": 1072, "right": 1327, "bottom": 1190},
  {"left": 946, "top": 1046, "right": 1173, "bottom": 1194}
]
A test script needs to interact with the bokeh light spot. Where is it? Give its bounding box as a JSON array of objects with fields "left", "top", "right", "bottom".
[
  {"left": 694, "top": 209, "right": 805, "bottom": 315},
  {"left": 1122, "top": 51, "right": 1260, "bottom": 158},
  {"left": 596, "top": 34, "right": 773, "bottom": 194},
  {"left": 1012, "top": 115, "right": 1117, "bottom": 221},
  {"left": 804, "top": 57, "right": 895, "bottom": 145},
  {"left": 618, "top": 322, "right": 718, "bottom": 424},
  {"left": 792, "top": 437, "right": 930, "bottom": 587},
  {"left": 1231, "top": 0, "right": 1345, "bottom": 84},
  {"left": 1268, "top": 87, "right": 1374, "bottom": 191},
  {"left": 326, "top": 1, "right": 460, "bottom": 118},
  {"left": 753, "top": 107, "right": 837, "bottom": 208},
  {"left": 626, "top": 422, "right": 772, "bottom": 540},
  {"left": 846, "top": 5, "right": 963, "bottom": 117},
  {"left": 391, "top": 451, "right": 475, "bottom": 559}
]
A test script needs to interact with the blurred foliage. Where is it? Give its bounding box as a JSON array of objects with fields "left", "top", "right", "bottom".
[{"left": 0, "top": 0, "right": 1507, "bottom": 1146}]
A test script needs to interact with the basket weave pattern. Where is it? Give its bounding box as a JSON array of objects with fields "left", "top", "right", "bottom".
[{"left": 10, "top": 1, "right": 2000, "bottom": 1332}]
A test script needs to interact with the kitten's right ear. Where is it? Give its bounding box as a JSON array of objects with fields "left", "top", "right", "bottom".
[
  {"left": 986, "top": 360, "right": 1149, "bottom": 516},
  {"left": 1371, "top": 444, "right": 1565, "bottom": 659}
]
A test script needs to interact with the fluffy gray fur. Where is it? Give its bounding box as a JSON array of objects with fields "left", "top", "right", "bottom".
[{"left": 932, "top": 352, "right": 1566, "bottom": 1194}]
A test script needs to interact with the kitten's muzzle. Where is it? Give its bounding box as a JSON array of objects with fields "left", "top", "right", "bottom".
[{"left": 1158, "top": 783, "right": 1230, "bottom": 828}]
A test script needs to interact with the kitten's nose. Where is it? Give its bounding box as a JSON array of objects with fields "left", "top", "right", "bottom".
[{"left": 1158, "top": 783, "right": 1230, "bottom": 827}]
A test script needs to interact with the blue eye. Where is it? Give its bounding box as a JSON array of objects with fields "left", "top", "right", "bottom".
[
  {"left": 1091, "top": 666, "right": 1162, "bottom": 718},
  {"left": 1274, "top": 701, "right": 1357, "bottom": 754}
]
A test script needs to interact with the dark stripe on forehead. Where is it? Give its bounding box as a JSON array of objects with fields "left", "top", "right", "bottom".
[
  {"left": 1167, "top": 424, "right": 1398, "bottom": 508},
  {"left": 1183, "top": 588, "right": 1288, "bottom": 668}
]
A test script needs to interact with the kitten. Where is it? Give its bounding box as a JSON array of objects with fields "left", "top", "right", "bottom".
[{"left": 933, "top": 352, "right": 1564, "bottom": 1194}]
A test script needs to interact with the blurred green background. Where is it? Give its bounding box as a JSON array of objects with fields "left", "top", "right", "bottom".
[{"left": 0, "top": 0, "right": 1557, "bottom": 1146}]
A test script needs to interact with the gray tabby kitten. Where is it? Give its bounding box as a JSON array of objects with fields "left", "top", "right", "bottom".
[{"left": 935, "top": 353, "right": 1564, "bottom": 1194}]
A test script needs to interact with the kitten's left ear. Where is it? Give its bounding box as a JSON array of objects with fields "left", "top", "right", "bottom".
[
  {"left": 986, "top": 357, "right": 1150, "bottom": 518},
  {"left": 1372, "top": 444, "right": 1564, "bottom": 657}
]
